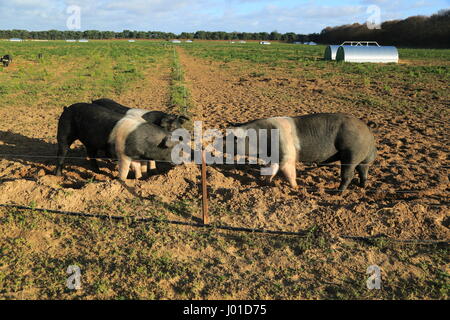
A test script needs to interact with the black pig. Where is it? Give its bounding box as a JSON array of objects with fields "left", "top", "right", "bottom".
[
  {"left": 55, "top": 103, "right": 178, "bottom": 179},
  {"left": 1, "top": 54, "right": 12, "bottom": 67}
]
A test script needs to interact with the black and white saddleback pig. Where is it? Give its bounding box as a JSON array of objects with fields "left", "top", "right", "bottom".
[
  {"left": 227, "top": 113, "right": 377, "bottom": 192},
  {"left": 55, "top": 103, "right": 178, "bottom": 180}
]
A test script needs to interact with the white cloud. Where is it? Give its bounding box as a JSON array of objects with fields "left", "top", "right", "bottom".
[
  {"left": 105, "top": 0, "right": 190, "bottom": 13},
  {"left": 0, "top": 0, "right": 447, "bottom": 33}
]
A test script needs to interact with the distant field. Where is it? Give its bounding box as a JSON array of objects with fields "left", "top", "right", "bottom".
[
  {"left": 183, "top": 41, "right": 450, "bottom": 62},
  {"left": 0, "top": 40, "right": 448, "bottom": 299},
  {"left": 183, "top": 42, "right": 449, "bottom": 118},
  {"left": 0, "top": 41, "right": 170, "bottom": 108}
]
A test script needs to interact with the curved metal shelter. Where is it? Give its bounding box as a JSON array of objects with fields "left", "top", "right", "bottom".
[
  {"left": 336, "top": 42, "right": 398, "bottom": 63},
  {"left": 324, "top": 45, "right": 340, "bottom": 60},
  {"left": 325, "top": 41, "right": 399, "bottom": 63}
]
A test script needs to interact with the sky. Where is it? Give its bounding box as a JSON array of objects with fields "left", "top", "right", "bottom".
[{"left": 0, "top": 0, "right": 448, "bottom": 34}]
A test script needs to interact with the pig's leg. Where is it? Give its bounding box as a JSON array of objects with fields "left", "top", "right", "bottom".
[
  {"left": 118, "top": 156, "right": 132, "bottom": 181},
  {"left": 55, "top": 142, "right": 70, "bottom": 176},
  {"left": 338, "top": 152, "right": 357, "bottom": 192},
  {"left": 262, "top": 163, "right": 279, "bottom": 184},
  {"left": 356, "top": 147, "right": 376, "bottom": 188},
  {"left": 86, "top": 147, "right": 100, "bottom": 172},
  {"left": 280, "top": 159, "right": 298, "bottom": 188},
  {"left": 140, "top": 161, "right": 148, "bottom": 178},
  {"left": 144, "top": 161, "right": 157, "bottom": 177},
  {"left": 356, "top": 164, "right": 369, "bottom": 188},
  {"left": 55, "top": 135, "right": 75, "bottom": 176},
  {"left": 131, "top": 161, "right": 142, "bottom": 179}
]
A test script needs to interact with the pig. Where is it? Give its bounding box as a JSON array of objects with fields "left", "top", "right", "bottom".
[
  {"left": 109, "top": 114, "right": 179, "bottom": 180},
  {"left": 92, "top": 98, "right": 189, "bottom": 132},
  {"left": 92, "top": 98, "right": 188, "bottom": 173},
  {"left": 227, "top": 113, "right": 377, "bottom": 192},
  {"left": 1, "top": 54, "right": 12, "bottom": 67},
  {"left": 55, "top": 103, "right": 178, "bottom": 180}
]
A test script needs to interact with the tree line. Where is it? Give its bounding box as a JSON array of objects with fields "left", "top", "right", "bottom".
[
  {"left": 0, "top": 9, "right": 448, "bottom": 47},
  {"left": 0, "top": 29, "right": 316, "bottom": 43},
  {"left": 319, "top": 9, "right": 449, "bottom": 48}
]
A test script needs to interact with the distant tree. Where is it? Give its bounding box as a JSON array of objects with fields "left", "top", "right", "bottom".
[
  {"left": 269, "top": 31, "right": 281, "bottom": 41},
  {"left": 282, "top": 32, "right": 297, "bottom": 43},
  {"left": 179, "top": 32, "right": 193, "bottom": 39},
  {"left": 194, "top": 31, "right": 206, "bottom": 39},
  {"left": 316, "top": 9, "right": 449, "bottom": 47}
]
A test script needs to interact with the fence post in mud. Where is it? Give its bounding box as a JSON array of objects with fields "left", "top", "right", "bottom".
[{"left": 201, "top": 149, "right": 209, "bottom": 225}]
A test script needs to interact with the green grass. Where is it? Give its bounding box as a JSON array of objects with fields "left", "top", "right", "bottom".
[
  {"left": 399, "top": 48, "right": 450, "bottom": 60},
  {"left": 0, "top": 207, "right": 448, "bottom": 299},
  {"left": 182, "top": 42, "right": 324, "bottom": 66},
  {"left": 169, "top": 47, "right": 193, "bottom": 119},
  {"left": 0, "top": 40, "right": 171, "bottom": 107},
  {"left": 182, "top": 42, "right": 450, "bottom": 82},
  {"left": 182, "top": 41, "right": 450, "bottom": 63}
]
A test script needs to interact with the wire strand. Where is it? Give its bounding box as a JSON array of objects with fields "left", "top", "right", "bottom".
[
  {"left": 0, "top": 204, "right": 447, "bottom": 245},
  {"left": 0, "top": 153, "right": 448, "bottom": 168}
]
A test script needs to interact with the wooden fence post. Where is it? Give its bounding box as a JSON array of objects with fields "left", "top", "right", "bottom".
[{"left": 201, "top": 149, "right": 209, "bottom": 225}]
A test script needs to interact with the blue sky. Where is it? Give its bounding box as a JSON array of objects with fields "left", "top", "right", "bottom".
[{"left": 0, "top": 0, "right": 448, "bottom": 33}]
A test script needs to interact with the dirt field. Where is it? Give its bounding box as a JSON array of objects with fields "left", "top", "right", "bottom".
[{"left": 0, "top": 41, "right": 448, "bottom": 299}]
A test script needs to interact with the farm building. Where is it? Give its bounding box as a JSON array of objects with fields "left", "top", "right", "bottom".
[
  {"left": 78, "top": 39, "right": 89, "bottom": 42},
  {"left": 260, "top": 41, "right": 271, "bottom": 45},
  {"left": 9, "top": 38, "right": 23, "bottom": 42},
  {"left": 239, "top": 40, "right": 246, "bottom": 43},
  {"left": 170, "top": 40, "right": 181, "bottom": 43},
  {"left": 65, "top": 39, "right": 76, "bottom": 42}
]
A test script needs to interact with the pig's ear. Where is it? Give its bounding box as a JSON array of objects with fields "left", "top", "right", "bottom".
[
  {"left": 226, "top": 121, "right": 239, "bottom": 127},
  {"left": 178, "top": 115, "right": 189, "bottom": 124},
  {"left": 226, "top": 120, "right": 248, "bottom": 127}
]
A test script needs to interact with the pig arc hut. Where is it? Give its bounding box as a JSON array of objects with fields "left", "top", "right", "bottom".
[
  {"left": 324, "top": 45, "right": 341, "bottom": 60},
  {"left": 325, "top": 41, "right": 399, "bottom": 63}
]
